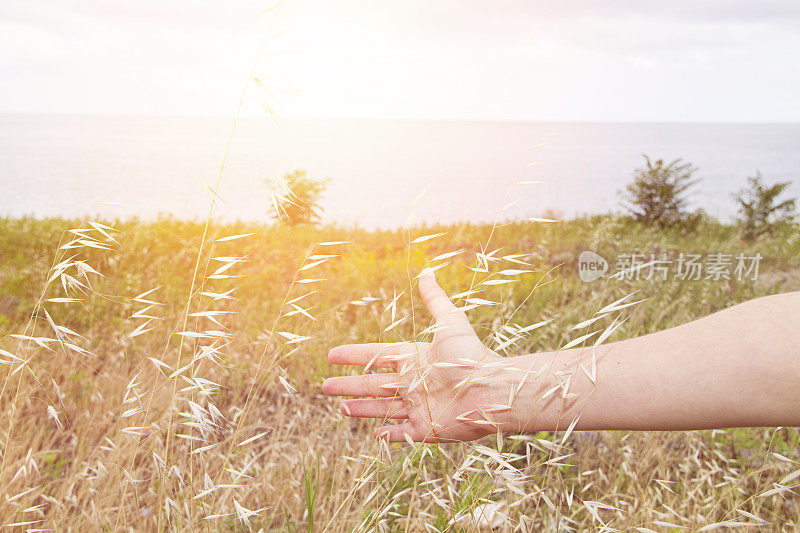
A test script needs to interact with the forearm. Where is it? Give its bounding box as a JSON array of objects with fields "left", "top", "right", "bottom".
[{"left": 495, "top": 292, "right": 800, "bottom": 433}]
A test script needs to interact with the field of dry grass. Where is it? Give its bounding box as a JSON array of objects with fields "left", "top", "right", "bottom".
[{"left": 0, "top": 215, "right": 798, "bottom": 531}]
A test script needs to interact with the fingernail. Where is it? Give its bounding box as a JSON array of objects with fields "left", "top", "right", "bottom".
[{"left": 419, "top": 267, "right": 435, "bottom": 279}]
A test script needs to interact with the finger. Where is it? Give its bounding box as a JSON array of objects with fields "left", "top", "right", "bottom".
[
  {"left": 328, "top": 342, "right": 427, "bottom": 369},
  {"left": 374, "top": 423, "right": 458, "bottom": 443},
  {"left": 374, "top": 423, "right": 418, "bottom": 443},
  {"left": 321, "top": 373, "right": 402, "bottom": 397},
  {"left": 342, "top": 398, "right": 408, "bottom": 420},
  {"left": 418, "top": 269, "right": 471, "bottom": 328}
]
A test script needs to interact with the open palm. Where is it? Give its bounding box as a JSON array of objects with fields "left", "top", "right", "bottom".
[{"left": 322, "top": 271, "right": 503, "bottom": 443}]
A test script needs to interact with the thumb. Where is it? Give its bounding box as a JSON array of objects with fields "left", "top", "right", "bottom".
[{"left": 418, "top": 269, "right": 470, "bottom": 328}]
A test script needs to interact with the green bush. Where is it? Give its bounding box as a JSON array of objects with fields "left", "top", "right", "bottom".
[
  {"left": 620, "top": 155, "right": 699, "bottom": 228},
  {"left": 733, "top": 172, "right": 796, "bottom": 241},
  {"left": 268, "top": 170, "right": 328, "bottom": 226}
]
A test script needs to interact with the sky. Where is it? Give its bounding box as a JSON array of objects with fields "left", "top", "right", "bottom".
[{"left": 1, "top": 0, "right": 799, "bottom": 122}]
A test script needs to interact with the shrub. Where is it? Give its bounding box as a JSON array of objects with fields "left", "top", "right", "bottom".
[
  {"left": 734, "top": 172, "right": 796, "bottom": 241},
  {"left": 269, "top": 170, "right": 328, "bottom": 226},
  {"left": 620, "top": 155, "right": 699, "bottom": 228}
]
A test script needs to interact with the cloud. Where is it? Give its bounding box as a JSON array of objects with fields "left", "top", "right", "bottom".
[{"left": 1, "top": 0, "right": 799, "bottom": 121}]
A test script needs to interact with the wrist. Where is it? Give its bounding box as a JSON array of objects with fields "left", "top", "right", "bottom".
[
  {"left": 476, "top": 355, "right": 537, "bottom": 434},
  {"left": 489, "top": 353, "right": 556, "bottom": 434}
]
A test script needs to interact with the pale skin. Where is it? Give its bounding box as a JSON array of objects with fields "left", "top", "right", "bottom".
[{"left": 321, "top": 271, "right": 800, "bottom": 443}]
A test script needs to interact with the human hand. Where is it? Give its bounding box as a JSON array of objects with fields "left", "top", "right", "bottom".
[{"left": 322, "top": 270, "right": 509, "bottom": 443}]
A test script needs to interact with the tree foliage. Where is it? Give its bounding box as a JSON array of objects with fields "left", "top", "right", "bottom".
[
  {"left": 733, "top": 173, "right": 796, "bottom": 241},
  {"left": 620, "top": 156, "right": 699, "bottom": 228},
  {"left": 269, "top": 170, "right": 328, "bottom": 226}
]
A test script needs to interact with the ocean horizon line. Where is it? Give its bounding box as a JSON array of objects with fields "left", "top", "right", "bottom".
[{"left": 2, "top": 110, "right": 799, "bottom": 127}]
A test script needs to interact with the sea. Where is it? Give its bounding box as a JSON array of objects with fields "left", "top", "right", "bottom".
[{"left": 1, "top": 113, "right": 798, "bottom": 229}]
